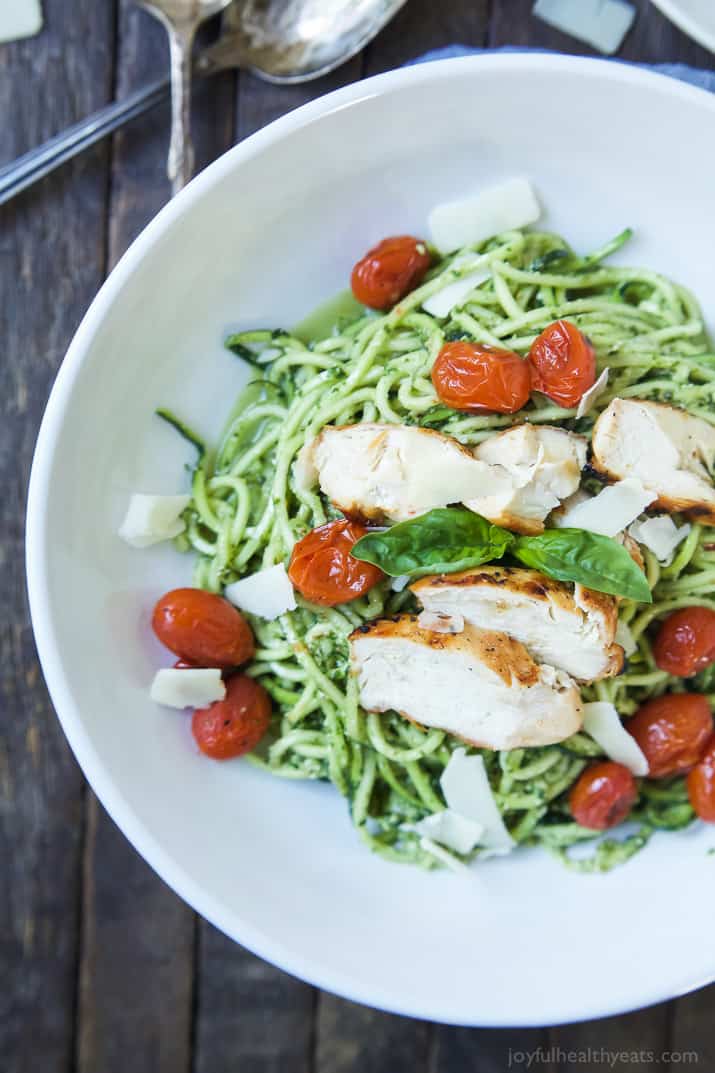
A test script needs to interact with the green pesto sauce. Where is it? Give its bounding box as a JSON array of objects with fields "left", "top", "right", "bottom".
[{"left": 292, "top": 288, "right": 366, "bottom": 344}]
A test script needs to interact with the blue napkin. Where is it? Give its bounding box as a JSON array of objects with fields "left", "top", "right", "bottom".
[{"left": 413, "top": 45, "right": 715, "bottom": 94}]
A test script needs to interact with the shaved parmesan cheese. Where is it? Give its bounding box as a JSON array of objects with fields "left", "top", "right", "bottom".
[
  {"left": 554, "top": 477, "right": 656, "bottom": 537},
  {"left": 422, "top": 269, "right": 490, "bottom": 318},
  {"left": 576, "top": 367, "right": 609, "bottom": 419},
  {"left": 440, "top": 749, "right": 515, "bottom": 855},
  {"left": 418, "top": 837, "right": 471, "bottom": 873},
  {"left": 150, "top": 668, "right": 225, "bottom": 710},
  {"left": 224, "top": 564, "right": 296, "bottom": 620},
  {"left": 615, "top": 620, "right": 638, "bottom": 657},
  {"left": 533, "top": 0, "right": 635, "bottom": 56},
  {"left": 413, "top": 810, "right": 483, "bottom": 855},
  {"left": 583, "top": 702, "right": 648, "bottom": 776},
  {"left": 628, "top": 515, "right": 691, "bottom": 566},
  {"left": 0, "top": 0, "right": 43, "bottom": 43},
  {"left": 416, "top": 610, "right": 465, "bottom": 634},
  {"left": 429, "top": 178, "right": 541, "bottom": 255},
  {"left": 119, "top": 493, "right": 190, "bottom": 548}
]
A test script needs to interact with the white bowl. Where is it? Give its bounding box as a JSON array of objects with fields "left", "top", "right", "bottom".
[
  {"left": 26, "top": 54, "right": 715, "bottom": 1026},
  {"left": 651, "top": 0, "right": 715, "bottom": 54}
]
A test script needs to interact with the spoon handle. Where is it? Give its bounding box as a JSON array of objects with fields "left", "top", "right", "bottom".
[{"left": 166, "top": 21, "right": 198, "bottom": 195}]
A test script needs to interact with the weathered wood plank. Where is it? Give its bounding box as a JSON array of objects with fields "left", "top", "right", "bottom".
[
  {"left": 669, "top": 986, "right": 715, "bottom": 1070},
  {"left": 193, "top": 926, "right": 314, "bottom": 1073},
  {"left": 548, "top": 1007, "right": 669, "bottom": 1073},
  {"left": 0, "top": 2, "right": 116, "bottom": 1072},
  {"left": 430, "top": 1026, "right": 551, "bottom": 1073},
  {"left": 315, "top": 999, "right": 429, "bottom": 1073},
  {"left": 75, "top": 5, "right": 234, "bottom": 1072},
  {"left": 236, "top": 59, "right": 362, "bottom": 141},
  {"left": 363, "top": 0, "right": 489, "bottom": 72},
  {"left": 76, "top": 802, "right": 195, "bottom": 1073}
]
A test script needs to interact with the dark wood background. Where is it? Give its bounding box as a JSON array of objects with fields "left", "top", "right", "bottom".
[{"left": 2, "top": 1, "right": 713, "bottom": 1070}]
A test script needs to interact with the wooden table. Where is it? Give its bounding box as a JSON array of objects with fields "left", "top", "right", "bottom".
[{"left": 2, "top": 1, "right": 713, "bottom": 1069}]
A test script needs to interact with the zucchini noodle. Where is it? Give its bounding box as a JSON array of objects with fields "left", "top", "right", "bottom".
[{"left": 172, "top": 228, "right": 715, "bottom": 872}]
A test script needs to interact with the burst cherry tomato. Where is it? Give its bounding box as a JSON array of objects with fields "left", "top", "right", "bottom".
[
  {"left": 350, "top": 235, "right": 431, "bottom": 310},
  {"left": 653, "top": 607, "right": 715, "bottom": 677},
  {"left": 152, "top": 588, "right": 255, "bottom": 669},
  {"left": 627, "top": 693, "right": 713, "bottom": 778},
  {"left": 528, "top": 319, "right": 596, "bottom": 408},
  {"left": 288, "top": 519, "right": 384, "bottom": 606},
  {"left": 431, "top": 341, "right": 532, "bottom": 414},
  {"left": 687, "top": 736, "right": 715, "bottom": 822},
  {"left": 192, "top": 675, "right": 271, "bottom": 760},
  {"left": 569, "top": 761, "right": 637, "bottom": 830}
]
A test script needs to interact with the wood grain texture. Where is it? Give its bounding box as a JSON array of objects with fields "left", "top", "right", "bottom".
[
  {"left": 670, "top": 986, "right": 715, "bottom": 1070},
  {"left": 0, "top": 2, "right": 115, "bottom": 1071},
  {"left": 193, "top": 926, "right": 314, "bottom": 1073},
  {"left": 430, "top": 1026, "right": 552, "bottom": 1073},
  {"left": 549, "top": 1007, "right": 669, "bottom": 1073},
  {"left": 76, "top": 802, "right": 195, "bottom": 1073},
  {"left": 363, "top": 0, "right": 489, "bottom": 72},
  {"left": 315, "top": 998, "right": 430, "bottom": 1073}
]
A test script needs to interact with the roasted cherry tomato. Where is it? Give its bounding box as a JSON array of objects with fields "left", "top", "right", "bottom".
[
  {"left": 431, "top": 341, "right": 532, "bottom": 414},
  {"left": 569, "top": 761, "right": 637, "bottom": 830},
  {"left": 627, "top": 693, "right": 713, "bottom": 778},
  {"left": 653, "top": 607, "right": 715, "bottom": 677},
  {"left": 192, "top": 675, "right": 271, "bottom": 760},
  {"left": 152, "top": 588, "right": 254, "bottom": 669},
  {"left": 288, "top": 519, "right": 384, "bottom": 606},
  {"left": 350, "top": 235, "right": 431, "bottom": 310},
  {"left": 528, "top": 319, "right": 596, "bottom": 408},
  {"left": 687, "top": 736, "right": 715, "bottom": 822}
]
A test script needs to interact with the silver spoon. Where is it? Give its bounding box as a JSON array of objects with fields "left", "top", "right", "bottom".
[
  {"left": 137, "top": 0, "right": 232, "bottom": 195},
  {"left": 0, "top": 0, "right": 407, "bottom": 208}
]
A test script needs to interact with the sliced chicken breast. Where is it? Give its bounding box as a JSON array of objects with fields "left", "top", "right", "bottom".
[
  {"left": 295, "top": 423, "right": 511, "bottom": 524},
  {"left": 411, "top": 565, "right": 623, "bottom": 682},
  {"left": 464, "top": 424, "right": 588, "bottom": 534},
  {"left": 349, "top": 615, "right": 582, "bottom": 749},
  {"left": 592, "top": 399, "right": 715, "bottom": 523}
]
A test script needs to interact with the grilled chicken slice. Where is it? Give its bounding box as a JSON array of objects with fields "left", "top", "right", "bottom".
[
  {"left": 411, "top": 565, "right": 623, "bottom": 682},
  {"left": 592, "top": 399, "right": 715, "bottom": 523},
  {"left": 464, "top": 425, "right": 588, "bottom": 534},
  {"left": 349, "top": 615, "right": 582, "bottom": 749},
  {"left": 294, "top": 422, "right": 510, "bottom": 524}
]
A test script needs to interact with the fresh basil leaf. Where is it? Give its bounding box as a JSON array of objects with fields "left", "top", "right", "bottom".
[
  {"left": 351, "top": 508, "right": 514, "bottom": 578},
  {"left": 513, "top": 528, "right": 652, "bottom": 603}
]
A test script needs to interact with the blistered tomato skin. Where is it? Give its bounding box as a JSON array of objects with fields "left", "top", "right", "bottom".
[
  {"left": 569, "top": 761, "right": 637, "bottom": 830},
  {"left": 288, "top": 519, "right": 384, "bottom": 606},
  {"left": 350, "top": 236, "right": 431, "bottom": 310},
  {"left": 192, "top": 675, "right": 271, "bottom": 760},
  {"left": 431, "top": 341, "right": 532, "bottom": 414},
  {"left": 152, "top": 588, "right": 255, "bottom": 669},
  {"left": 528, "top": 319, "right": 596, "bottom": 408},
  {"left": 687, "top": 736, "right": 715, "bottom": 822},
  {"left": 627, "top": 693, "right": 713, "bottom": 778},
  {"left": 653, "top": 607, "right": 715, "bottom": 677}
]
